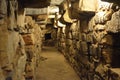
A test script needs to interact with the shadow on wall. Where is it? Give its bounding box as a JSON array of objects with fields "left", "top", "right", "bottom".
[
  {"left": 45, "top": 33, "right": 52, "bottom": 40},
  {"left": 111, "top": 33, "right": 120, "bottom": 68},
  {"left": 43, "top": 33, "right": 55, "bottom": 46}
]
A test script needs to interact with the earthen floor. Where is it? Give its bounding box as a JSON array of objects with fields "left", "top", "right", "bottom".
[{"left": 36, "top": 46, "right": 80, "bottom": 80}]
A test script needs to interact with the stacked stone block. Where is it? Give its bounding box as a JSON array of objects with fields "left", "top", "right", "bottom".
[
  {"left": 22, "top": 16, "right": 42, "bottom": 79},
  {"left": 0, "top": 1, "right": 42, "bottom": 79},
  {"left": 0, "top": 0, "right": 27, "bottom": 80},
  {"left": 57, "top": 3, "right": 120, "bottom": 80}
]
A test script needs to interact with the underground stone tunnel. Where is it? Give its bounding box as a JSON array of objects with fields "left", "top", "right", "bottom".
[{"left": 0, "top": 0, "right": 120, "bottom": 80}]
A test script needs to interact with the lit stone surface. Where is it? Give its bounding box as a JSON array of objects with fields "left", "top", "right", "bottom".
[{"left": 0, "top": 0, "right": 120, "bottom": 80}]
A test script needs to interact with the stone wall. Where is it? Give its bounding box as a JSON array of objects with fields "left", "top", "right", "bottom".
[
  {"left": 21, "top": 16, "right": 42, "bottom": 80},
  {"left": 0, "top": 0, "right": 120, "bottom": 80},
  {"left": 0, "top": 0, "right": 42, "bottom": 80},
  {"left": 57, "top": 2, "right": 120, "bottom": 80}
]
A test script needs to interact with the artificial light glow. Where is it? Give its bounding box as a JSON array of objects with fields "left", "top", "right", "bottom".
[{"left": 68, "top": 2, "right": 71, "bottom": 8}]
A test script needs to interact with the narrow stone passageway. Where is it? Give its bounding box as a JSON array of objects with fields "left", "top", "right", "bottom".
[
  {"left": 36, "top": 46, "right": 80, "bottom": 80},
  {"left": 1, "top": 0, "right": 120, "bottom": 80}
]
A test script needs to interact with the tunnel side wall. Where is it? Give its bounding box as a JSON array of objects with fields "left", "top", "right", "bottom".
[
  {"left": 0, "top": 0, "right": 42, "bottom": 80},
  {"left": 57, "top": 9, "right": 120, "bottom": 80}
]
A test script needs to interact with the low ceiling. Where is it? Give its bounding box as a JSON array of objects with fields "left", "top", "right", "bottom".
[
  {"left": 101, "top": 0, "right": 120, "bottom": 5},
  {"left": 18, "top": 0, "right": 50, "bottom": 8},
  {"left": 23, "top": 0, "right": 64, "bottom": 25},
  {"left": 20, "top": 0, "right": 120, "bottom": 26},
  {"left": 18, "top": 0, "right": 64, "bottom": 8}
]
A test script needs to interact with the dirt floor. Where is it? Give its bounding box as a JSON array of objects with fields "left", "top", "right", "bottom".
[{"left": 36, "top": 46, "right": 80, "bottom": 80}]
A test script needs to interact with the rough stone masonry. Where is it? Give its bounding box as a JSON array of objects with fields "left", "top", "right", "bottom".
[{"left": 0, "top": 0, "right": 120, "bottom": 80}]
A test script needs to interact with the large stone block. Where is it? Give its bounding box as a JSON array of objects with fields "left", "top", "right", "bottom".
[
  {"left": 7, "top": 0, "right": 18, "bottom": 30},
  {"left": 72, "top": 40, "right": 77, "bottom": 49},
  {"left": 69, "top": 46, "right": 76, "bottom": 55},
  {"left": 95, "top": 64, "right": 109, "bottom": 80},
  {"left": 25, "top": 45, "right": 34, "bottom": 62},
  {"left": 106, "top": 10, "right": 120, "bottom": 33},
  {"left": 63, "top": 9, "right": 74, "bottom": 23},
  {"left": 80, "top": 41, "right": 88, "bottom": 54},
  {"left": 0, "top": 26, "right": 10, "bottom": 68},
  {"left": 0, "top": 0, "right": 7, "bottom": 18},
  {"left": 17, "top": 9, "right": 26, "bottom": 28},
  {"left": 79, "top": 0, "right": 98, "bottom": 12},
  {"left": 76, "top": 41, "right": 81, "bottom": 50},
  {"left": 72, "top": 32, "right": 79, "bottom": 40},
  {"left": 25, "top": 62, "right": 34, "bottom": 79},
  {"left": 66, "top": 39, "right": 72, "bottom": 46},
  {"left": 0, "top": 68, "right": 5, "bottom": 80},
  {"left": 81, "top": 33, "right": 87, "bottom": 41},
  {"left": 67, "top": 32, "right": 72, "bottom": 39},
  {"left": 70, "top": 23, "right": 78, "bottom": 32},
  {"left": 16, "top": 55, "right": 27, "bottom": 80},
  {"left": 0, "top": 51, "right": 9, "bottom": 69},
  {"left": 86, "top": 33, "right": 94, "bottom": 43},
  {"left": 7, "top": 32, "right": 22, "bottom": 65},
  {"left": 88, "top": 17, "right": 95, "bottom": 32},
  {"left": 0, "top": 25, "right": 8, "bottom": 51},
  {"left": 22, "top": 34, "right": 35, "bottom": 45}
]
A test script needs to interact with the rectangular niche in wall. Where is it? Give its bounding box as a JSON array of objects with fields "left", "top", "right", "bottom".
[{"left": 45, "top": 33, "right": 52, "bottom": 40}]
